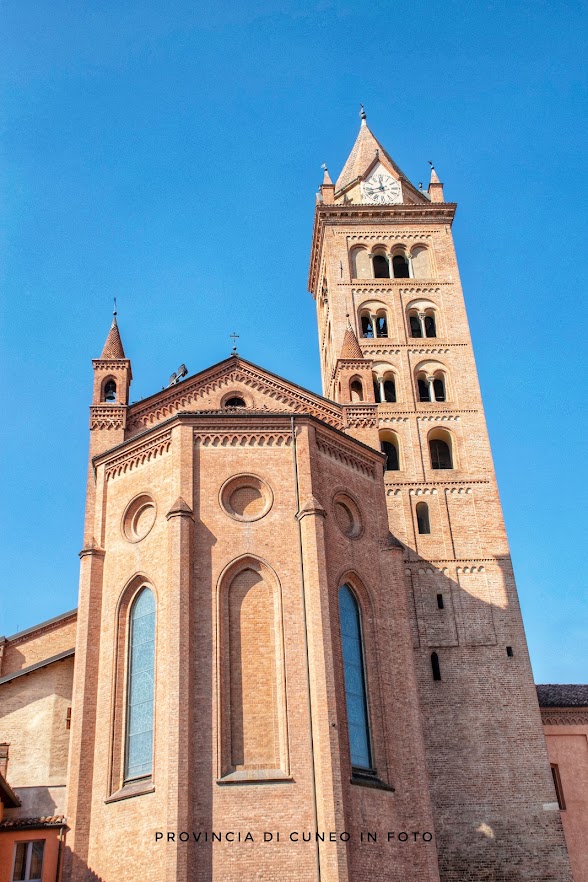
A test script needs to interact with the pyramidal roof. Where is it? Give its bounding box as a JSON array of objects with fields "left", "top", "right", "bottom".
[
  {"left": 100, "top": 315, "right": 126, "bottom": 360},
  {"left": 335, "top": 117, "right": 408, "bottom": 193}
]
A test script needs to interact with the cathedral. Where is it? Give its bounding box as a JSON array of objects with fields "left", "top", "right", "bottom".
[{"left": 0, "top": 111, "right": 584, "bottom": 882}]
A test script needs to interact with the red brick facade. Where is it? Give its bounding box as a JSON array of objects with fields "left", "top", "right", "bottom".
[{"left": 0, "top": 115, "right": 577, "bottom": 881}]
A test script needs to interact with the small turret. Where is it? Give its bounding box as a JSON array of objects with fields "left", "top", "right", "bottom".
[
  {"left": 427, "top": 162, "right": 445, "bottom": 203},
  {"left": 91, "top": 309, "right": 132, "bottom": 408},
  {"left": 319, "top": 164, "right": 335, "bottom": 204}
]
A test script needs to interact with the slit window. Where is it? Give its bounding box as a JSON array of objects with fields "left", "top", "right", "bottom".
[
  {"left": 431, "top": 652, "right": 441, "bottom": 681},
  {"left": 436, "top": 594, "right": 444, "bottom": 609},
  {"left": 551, "top": 764, "right": 566, "bottom": 810},
  {"left": 416, "top": 502, "right": 431, "bottom": 534}
]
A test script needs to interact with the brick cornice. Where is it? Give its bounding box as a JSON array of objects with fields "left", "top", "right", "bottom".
[{"left": 541, "top": 708, "right": 588, "bottom": 726}]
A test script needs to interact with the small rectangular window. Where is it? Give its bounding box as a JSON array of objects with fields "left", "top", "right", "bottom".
[
  {"left": 436, "top": 593, "right": 444, "bottom": 609},
  {"left": 12, "top": 840, "right": 45, "bottom": 882},
  {"left": 506, "top": 646, "right": 514, "bottom": 657},
  {"left": 66, "top": 707, "right": 72, "bottom": 729},
  {"left": 551, "top": 764, "right": 566, "bottom": 810}
]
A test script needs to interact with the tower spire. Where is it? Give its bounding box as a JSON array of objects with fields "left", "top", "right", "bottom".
[{"left": 100, "top": 307, "right": 126, "bottom": 360}]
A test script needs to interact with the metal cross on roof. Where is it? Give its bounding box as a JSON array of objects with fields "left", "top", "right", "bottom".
[{"left": 230, "top": 331, "right": 239, "bottom": 353}]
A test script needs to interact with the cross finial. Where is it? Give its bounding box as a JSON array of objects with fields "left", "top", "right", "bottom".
[
  {"left": 229, "top": 331, "right": 239, "bottom": 354},
  {"left": 360, "top": 104, "right": 367, "bottom": 124},
  {"left": 113, "top": 297, "right": 117, "bottom": 318}
]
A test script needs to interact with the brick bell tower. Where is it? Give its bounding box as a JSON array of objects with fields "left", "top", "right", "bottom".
[{"left": 308, "top": 108, "right": 573, "bottom": 882}]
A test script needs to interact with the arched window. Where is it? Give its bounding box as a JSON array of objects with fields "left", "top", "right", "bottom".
[
  {"left": 424, "top": 313, "right": 436, "bottom": 337},
  {"left": 225, "top": 397, "right": 246, "bottom": 408},
  {"left": 430, "top": 438, "right": 453, "bottom": 470},
  {"left": 375, "top": 313, "right": 388, "bottom": 337},
  {"left": 104, "top": 379, "right": 117, "bottom": 402},
  {"left": 381, "top": 439, "right": 399, "bottom": 471},
  {"left": 416, "top": 502, "right": 431, "bottom": 534},
  {"left": 339, "top": 584, "right": 372, "bottom": 770},
  {"left": 125, "top": 587, "right": 156, "bottom": 781},
  {"left": 383, "top": 377, "right": 396, "bottom": 403},
  {"left": 409, "top": 314, "right": 422, "bottom": 338},
  {"left": 433, "top": 376, "right": 446, "bottom": 402},
  {"left": 417, "top": 375, "right": 430, "bottom": 402},
  {"left": 350, "top": 379, "right": 364, "bottom": 402},
  {"left": 372, "top": 254, "right": 390, "bottom": 279},
  {"left": 392, "top": 254, "right": 410, "bottom": 279},
  {"left": 361, "top": 313, "right": 374, "bottom": 338},
  {"left": 431, "top": 652, "right": 441, "bottom": 681}
]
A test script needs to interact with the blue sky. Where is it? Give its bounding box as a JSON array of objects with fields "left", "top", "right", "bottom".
[{"left": 1, "top": 0, "right": 586, "bottom": 681}]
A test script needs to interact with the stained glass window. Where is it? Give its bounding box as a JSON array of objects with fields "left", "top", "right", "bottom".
[
  {"left": 338, "top": 584, "right": 372, "bottom": 770},
  {"left": 125, "top": 587, "right": 156, "bottom": 780}
]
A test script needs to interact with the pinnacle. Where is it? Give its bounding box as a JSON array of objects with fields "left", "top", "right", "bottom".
[
  {"left": 100, "top": 315, "right": 126, "bottom": 360},
  {"left": 429, "top": 164, "right": 441, "bottom": 184},
  {"left": 339, "top": 327, "right": 364, "bottom": 359}
]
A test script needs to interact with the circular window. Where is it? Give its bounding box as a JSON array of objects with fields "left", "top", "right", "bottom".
[
  {"left": 220, "top": 475, "right": 273, "bottom": 522},
  {"left": 122, "top": 494, "right": 157, "bottom": 542},
  {"left": 333, "top": 494, "right": 363, "bottom": 539}
]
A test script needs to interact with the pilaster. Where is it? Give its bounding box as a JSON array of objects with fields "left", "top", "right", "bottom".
[{"left": 294, "top": 421, "right": 349, "bottom": 882}]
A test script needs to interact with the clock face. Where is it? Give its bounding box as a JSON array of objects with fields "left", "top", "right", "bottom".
[{"left": 361, "top": 172, "right": 402, "bottom": 204}]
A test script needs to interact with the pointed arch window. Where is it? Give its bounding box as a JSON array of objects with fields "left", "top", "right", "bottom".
[
  {"left": 339, "top": 584, "right": 372, "bottom": 770},
  {"left": 350, "top": 379, "right": 364, "bottom": 402},
  {"left": 125, "top": 587, "right": 156, "bottom": 781}
]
